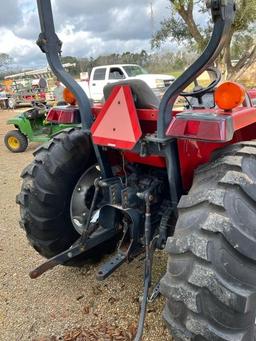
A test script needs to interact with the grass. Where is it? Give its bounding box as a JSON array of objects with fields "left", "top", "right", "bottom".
[
  {"left": 168, "top": 70, "right": 212, "bottom": 92},
  {"left": 168, "top": 70, "right": 183, "bottom": 78},
  {"left": 169, "top": 70, "right": 255, "bottom": 89}
]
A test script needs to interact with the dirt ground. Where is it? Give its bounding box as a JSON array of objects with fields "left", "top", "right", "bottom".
[{"left": 0, "top": 109, "right": 171, "bottom": 341}]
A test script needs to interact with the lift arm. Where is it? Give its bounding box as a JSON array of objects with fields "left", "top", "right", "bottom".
[{"left": 157, "top": 0, "right": 236, "bottom": 140}]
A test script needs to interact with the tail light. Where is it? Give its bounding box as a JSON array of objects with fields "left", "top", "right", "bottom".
[
  {"left": 184, "top": 121, "right": 200, "bottom": 135},
  {"left": 166, "top": 110, "right": 234, "bottom": 142}
]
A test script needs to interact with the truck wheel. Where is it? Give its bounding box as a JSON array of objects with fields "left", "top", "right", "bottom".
[
  {"left": 16, "top": 128, "right": 97, "bottom": 261},
  {"left": 4, "top": 130, "right": 28, "bottom": 152},
  {"left": 161, "top": 141, "right": 256, "bottom": 341}
]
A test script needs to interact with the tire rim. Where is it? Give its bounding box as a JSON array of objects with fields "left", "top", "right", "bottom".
[
  {"left": 70, "top": 165, "right": 101, "bottom": 235},
  {"left": 7, "top": 136, "right": 20, "bottom": 150}
]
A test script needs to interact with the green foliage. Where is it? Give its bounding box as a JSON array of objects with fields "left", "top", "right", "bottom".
[
  {"left": 152, "top": 0, "right": 256, "bottom": 78},
  {"left": 233, "top": 0, "right": 256, "bottom": 32},
  {"left": 0, "top": 53, "right": 12, "bottom": 70},
  {"left": 60, "top": 51, "right": 151, "bottom": 77},
  {"left": 152, "top": 0, "right": 209, "bottom": 51},
  {"left": 60, "top": 55, "right": 80, "bottom": 76},
  {"left": 58, "top": 50, "right": 196, "bottom": 78},
  {"left": 92, "top": 50, "right": 150, "bottom": 68},
  {"left": 231, "top": 32, "right": 254, "bottom": 60},
  {"left": 152, "top": 17, "right": 192, "bottom": 49},
  {"left": 0, "top": 53, "right": 13, "bottom": 79}
]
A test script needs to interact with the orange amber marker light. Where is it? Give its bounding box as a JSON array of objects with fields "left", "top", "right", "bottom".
[
  {"left": 63, "top": 87, "right": 77, "bottom": 105},
  {"left": 215, "top": 82, "right": 246, "bottom": 111}
]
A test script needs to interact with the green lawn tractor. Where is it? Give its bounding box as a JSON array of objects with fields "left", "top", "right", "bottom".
[{"left": 4, "top": 102, "right": 81, "bottom": 152}]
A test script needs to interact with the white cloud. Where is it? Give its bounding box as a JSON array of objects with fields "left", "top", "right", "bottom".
[
  {"left": 0, "top": 0, "right": 177, "bottom": 68},
  {"left": 0, "top": 29, "right": 33, "bottom": 56}
]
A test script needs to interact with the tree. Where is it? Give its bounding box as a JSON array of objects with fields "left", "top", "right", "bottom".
[
  {"left": 60, "top": 56, "right": 80, "bottom": 76},
  {"left": 0, "top": 53, "right": 12, "bottom": 71},
  {"left": 152, "top": 0, "right": 256, "bottom": 80}
]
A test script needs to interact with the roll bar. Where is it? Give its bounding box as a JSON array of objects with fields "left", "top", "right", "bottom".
[
  {"left": 36, "top": 0, "right": 93, "bottom": 130},
  {"left": 157, "top": 0, "right": 236, "bottom": 139},
  {"left": 36, "top": 0, "right": 235, "bottom": 137}
]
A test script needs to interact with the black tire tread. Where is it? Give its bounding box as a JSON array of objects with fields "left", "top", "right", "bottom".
[
  {"left": 16, "top": 128, "right": 91, "bottom": 259},
  {"left": 161, "top": 140, "right": 256, "bottom": 341},
  {"left": 4, "top": 129, "right": 28, "bottom": 152}
]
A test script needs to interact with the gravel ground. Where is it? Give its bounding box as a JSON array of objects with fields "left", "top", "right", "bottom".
[{"left": 0, "top": 109, "right": 172, "bottom": 341}]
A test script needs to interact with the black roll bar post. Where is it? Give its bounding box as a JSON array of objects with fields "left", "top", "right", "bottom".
[
  {"left": 36, "top": 0, "right": 93, "bottom": 131},
  {"left": 157, "top": 0, "right": 236, "bottom": 140}
]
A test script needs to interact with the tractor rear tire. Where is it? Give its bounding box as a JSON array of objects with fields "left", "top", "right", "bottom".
[
  {"left": 17, "top": 128, "right": 96, "bottom": 261},
  {"left": 4, "top": 130, "right": 28, "bottom": 152},
  {"left": 161, "top": 141, "right": 256, "bottom": 341}
]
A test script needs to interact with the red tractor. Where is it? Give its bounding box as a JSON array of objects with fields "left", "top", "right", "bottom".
[{"left": 17, "top": 0, "right": 256, "bottom": 340}]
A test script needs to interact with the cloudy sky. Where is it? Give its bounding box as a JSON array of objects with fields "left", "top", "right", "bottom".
[{"left": 0, "top": 0, "right": 176, "bottom": 69}]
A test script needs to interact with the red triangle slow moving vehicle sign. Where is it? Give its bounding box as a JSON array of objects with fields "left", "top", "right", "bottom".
[{"left": 91, "top": 85, "right": 142, "bottom": 150}]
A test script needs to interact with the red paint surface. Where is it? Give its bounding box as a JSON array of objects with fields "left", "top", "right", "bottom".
[
  {"left": 124, "top": 151, "right": 166, "bottom": 168},
  {"left": 178, "top": 122, "right": 256, "bottom": 189},
  {"left": 90, "top": 87, "right": 256, "bottom": 191},
  {"left": 22, "top": 92, "right": 46, "bottom": 101}
]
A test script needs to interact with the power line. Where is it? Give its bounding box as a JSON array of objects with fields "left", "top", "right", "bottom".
[{"left": 149, "top": 1, "right": 155, "bottom": 36}]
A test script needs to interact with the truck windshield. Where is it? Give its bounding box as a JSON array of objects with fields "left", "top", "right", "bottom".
[{"left": 123, "top": 65, "right": 148, "bottom": 77}]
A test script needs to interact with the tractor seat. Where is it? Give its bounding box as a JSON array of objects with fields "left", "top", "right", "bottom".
[
  {"left": 103, "top": 79, "right": 160, "bottom": 109},
  {"left": 24, "top": 108, "right": 45, "bottom": 120}
]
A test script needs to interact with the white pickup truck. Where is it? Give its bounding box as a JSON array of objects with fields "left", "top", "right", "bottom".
[{"left": 79, "top": 64, "right": 175, "bottom": 102}]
